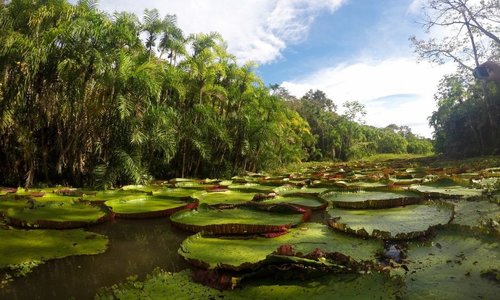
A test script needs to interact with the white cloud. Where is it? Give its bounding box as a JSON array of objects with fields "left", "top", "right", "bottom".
[
  {"left": 94, "top": 0, "right": 345, "bottom": 64},
  {"left": 282, "top": 58, "right": 456, "bottom": 137}
]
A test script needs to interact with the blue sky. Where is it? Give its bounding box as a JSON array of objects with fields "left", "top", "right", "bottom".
[{"left": 85, "top": 0, "right": 456, "bottom": 137}]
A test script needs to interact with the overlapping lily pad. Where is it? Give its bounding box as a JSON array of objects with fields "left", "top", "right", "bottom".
[
  {"left": 105, "top": 196, "right": 197, "bottom": 218},
  {"left": 395, "top": 228, "right": 500, "bottom": 299},
  {"left": 327, "top": 202, "right": 454, "bottom": 239},
  {"left": 322, "top": 190, "right": 422, "bottom": 209},
  {"left": 0, "top": 228, "right": 108, "bottom": 282},
  {"left": 170, "top": 205, "right": 306, "bottom": 235},
  {"left": 152, "top": 188, "right": 196, "bottom": 199},
  {"left": 178, "top": 223, "right": 382, "bottom": 270},
  {"left": 6, "top": 202, "right": 112, "bottom": 229},
  {"left": 228, "top": 183, "right": 277, "bottom": 193}
]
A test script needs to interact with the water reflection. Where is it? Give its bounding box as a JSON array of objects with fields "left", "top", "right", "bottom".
[{"left": 0, "top": 218, "right": 190, "bottom": 300}]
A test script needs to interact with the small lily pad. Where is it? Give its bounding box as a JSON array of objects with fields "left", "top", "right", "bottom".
[
  {"left": 178, "top": 223, "right": 382, "bottom": 270},
  {"left": 322, "top": 190, "right": 422, "bottom": 209},
  {"left": 327, "top": 202, "right": 453, "bottom": 239},
  {"left": 170, "top": 205, "right": 306, "bottom": 235}
]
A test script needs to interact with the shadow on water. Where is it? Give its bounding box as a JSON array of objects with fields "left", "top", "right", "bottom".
[{"left": 0, "top": 218, "right": 191, "bottom": 300}]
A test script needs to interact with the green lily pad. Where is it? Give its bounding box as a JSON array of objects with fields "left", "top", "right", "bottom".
[
  {"left": 327, "top": 202, "right": 453, "bottom": 239},
  {"left": 6, "top": 202, "right": 112, "bottom": 229},
  {"left": 411, "top": 179, "right": 484, "bottom": 198},
  {"left": 178, "top": 223, "right": 382, "bottom": 270},
  {"left": 396, "top": 228, "right": 500, "bottom": 299},
  {"left": 0, "top": 228, "right": 108, "bottom": 279},
  {"left": 194, "top": 190, "right": 255, "bottom": 206},
  {"left": 0, "top": 196, "right": 31, "bottom": 214},
  {"left": 82, "top": 190, "right": 150, "bottom": 203},
  {"left": 258, "top": 194, "right": 328, "bottom": 210},
  {"left": 449, "top": 199, "right": 500, "bottom": 234},
  {"left": 105, "top": 196, "right": 197, "bottom": 218},
  {"left": 322, "top": 190, "right": 422, "bottom": 209},
  {"left": 152, "top": 188, "right": 196, "bottom": 199},
  {"left": 170, "top": 205, "right": 306, "bottom": 235},
  {"left": 228, "top": 183, "right": 277, "bottom": 193},
  {"left": 96, "top": 268, "right": 403, "bottom": 300},
  {"left": 334, "top": 181, "right": 389, "bottom": 190}
]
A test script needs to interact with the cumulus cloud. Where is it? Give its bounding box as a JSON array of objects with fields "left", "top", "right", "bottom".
[
  {"left": 94, "top": 0, "right": 345, "bottom": 64},
  {"left": 281, "top": 58, "right": 456, "bottom": 137}
]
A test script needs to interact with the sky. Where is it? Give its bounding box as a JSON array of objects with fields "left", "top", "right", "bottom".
[{"left": 85, "top": 0, "right": 458, "bottom": 137}]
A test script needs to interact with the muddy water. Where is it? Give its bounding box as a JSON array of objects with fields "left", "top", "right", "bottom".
[{"left": 0, "top": 218, "right": 191, "bottom": 300}]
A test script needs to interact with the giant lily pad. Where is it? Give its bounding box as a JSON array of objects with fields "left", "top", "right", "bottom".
[
  {"left": 322, "top": 190, "right": 422, "bottom": 209},
  {"left": 257, "top": 194, "right": 328, "bottom": 210},
  {"left": 449, "top": 199, "right": 500, "bottom": 234},
  {"left": 96, "top": 268, "right": 402, "bottom": 300},
  {"left": 0, "top": 228, "right": 108, "bottom": 281},
  {"left": 152, "top": 188, "right": 196, "bottom": 199},
  {"left": 6, "top": 202, "right": 112, "bottom": 229},
  {"left": 327, "top": 202, "right": 453, "bottom": 239},
  {"left": 82, "top": 190, "right": 150, "bottom": 203},
  {"left": 178, "top": 223, "right": 382, "bottom": 270},
  {"left": 193, "top": 190, "right": 255, "bottom": 206},
  {"left": 0, "top": 195, "right": 31, "bottom": 214},
  {"left": 396, "top": 228, "right": 500, "bottom": 299},
  {"left": 105, "top": 196, "right": 197, "bottom": 218},
  {"left": 228, "top": 183, "right": 277, "bottom": 193},
  {"left": 170, "top": 205, "right": 306, "bottom": 235},
  {"left": 410, "top": 179, "right": 484, "bottom": 198}
]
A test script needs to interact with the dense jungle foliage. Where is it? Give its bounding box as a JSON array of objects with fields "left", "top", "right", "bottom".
[{"left": 0, "top": 0, "right": 435, "bottom": 188}]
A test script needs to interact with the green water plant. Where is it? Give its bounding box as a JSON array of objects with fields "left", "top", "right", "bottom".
[
  {"left": 327, "top": 202, "right": 454, "bottom": 239},
  {"left": 178, "top": 223, "right": 382, "bottom": 270},
  {"left": 322, "top": 190, "right": 422, "bottom": 209},
  {"left": 170, "top": 204, "right": 307, "bottom": 235},
  {"left": 105, "top": 196, "right": 197, "bottom": 218},
  {"left": 6, "top": 201, "right": 112, "bottom": 229}
]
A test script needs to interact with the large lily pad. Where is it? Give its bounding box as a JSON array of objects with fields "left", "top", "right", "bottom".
[
  {"left": 0, "top": 228, "right": 108, "bottom": 280},
  {"left": 327, "top": 202, "right": 454, "bottom": 239},
  {"left": 449, "top": 199, "right": 500, "bottom": 234},
  {"left": 257, "top": 194, "right": 328, "bottom": 210},
  {"left": 410, "top": 179, "right": 484, "bottom": 198},
  {"left": 105, "top": 196, "right": 197, "bottom": 218},
  {"left": 6, "top": 202, "right": 112, "bottom": 229},
  {"left": 0, "top": 196, "right": 31, "bottom": 214},
  {"left": 193, "top": 190, "right": 255, "bottom": 206},
  {"left": 82, "top": 190, "right": 150, "bottom": 203},
  {"left": 178, "top": 223, "right": 382, "bottom": 270},
  {"left": 170, "top": 205, "right": 306, "bottom": 235},
  {"left": 396, "top": 228, "right": 500, "bottom": 299},
  {"left": 152, "top": 188, "right": 196, "bottom": 199},
  {"left": 228, "top": 183, "right": 277, "bottom": 193},
  {"left": 96, "top": 268, "right": 403, "bottom": 300},
  {"left": 322, "top": 190, "right": 422, "bottom": 209}
]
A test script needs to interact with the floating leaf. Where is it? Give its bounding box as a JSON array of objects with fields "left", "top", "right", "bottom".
[
  {"left": 322, "top": 190, "right": 422, "bottom": 209},
  {"left": 105, "top": 196, "right": 197, "bottom": 218},
  {"left": 178, "top": 223, "right": 382, "bottom": 270},
  {"left": 258, "top": 194, "right": 328, "bottom": 210},
  {"left": 395, "top": 228, "right": 500, "bottom": 299},
  {"left": 6, "top": 202, "right": 112, "bottom": 229},
  {"left": 194, "top": 190, "right": 255, "bottom": 206},
  {"left": 170, "top": 205, "right": 305, "bottom": 235},
  {"left": 327, "top": 202, "right": 453, "bottom": 239}
]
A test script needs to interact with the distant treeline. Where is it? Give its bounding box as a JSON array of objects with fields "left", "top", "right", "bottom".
[{"left": 0, "top": 0, "right": 432, "bottom": 188}]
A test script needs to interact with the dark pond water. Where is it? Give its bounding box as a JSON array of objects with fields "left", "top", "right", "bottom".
[{"left": 0, "top": 218, "right": 191, "bottom": 300}]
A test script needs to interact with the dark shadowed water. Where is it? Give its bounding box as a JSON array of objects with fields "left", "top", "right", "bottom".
[{"left": 0, "top": 218, "right": 191, "bottom": 300}]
